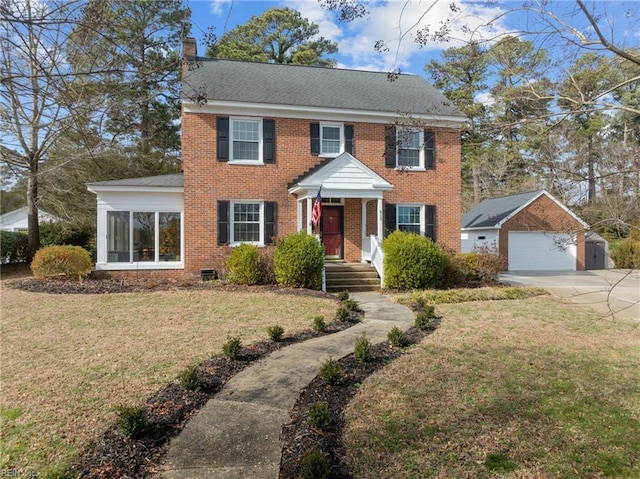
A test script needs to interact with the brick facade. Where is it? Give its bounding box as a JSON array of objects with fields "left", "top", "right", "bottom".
[
  {"left": 499, "top": 194, "right": 586, "bottom": 270},
  {"left": 182, "top": 113, "right": 462, "bottom": 277}
]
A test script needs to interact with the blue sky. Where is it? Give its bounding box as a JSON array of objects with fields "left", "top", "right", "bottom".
[{"left": 185, "top": 0, "right": 639, "bottom": 79}]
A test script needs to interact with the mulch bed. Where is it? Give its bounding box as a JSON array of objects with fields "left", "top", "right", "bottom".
[
  {"left": 7, "top": 277, "right": 435, "bottom": 478},
  {"left": 278, "top": 325, "right": 437, "bottom": 479}
]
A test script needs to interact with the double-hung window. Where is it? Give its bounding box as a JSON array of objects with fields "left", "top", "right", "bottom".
[
  {"left": 106, "top": 211, "right": 182, "bottom": 263},
  {"left": 232, "top": 201, "right": 262, "bottom": 243},
  {"left": 397, "top": 129, "right": 423, "bottom": 168},
  {"left": 320, "top": 123, "right": 342, "bottom": 155},
  {"left": 386, "top": 127, "right": 435, "bottom": 169},
  {"left": 397, "top": 205, "right": 422, "bottom": 235},
  {"left": 231, "top": 118, "right": 261, "bottom": 162}
]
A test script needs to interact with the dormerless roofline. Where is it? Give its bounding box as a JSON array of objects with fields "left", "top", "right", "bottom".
[{"left": 183, "top": 101, "right": 468, "bottom": 128}]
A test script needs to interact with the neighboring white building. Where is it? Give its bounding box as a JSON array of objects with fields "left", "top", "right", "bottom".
[{"left": 0, "top": 207, "right": 61, "bottom": 232}]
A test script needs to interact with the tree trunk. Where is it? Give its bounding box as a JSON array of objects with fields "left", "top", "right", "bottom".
[
  {"left": 26, "top": 160, "right": 40, "bottom": 262},
  {"left": 472, "top": 165, "right": 481, "bottom": 204}
]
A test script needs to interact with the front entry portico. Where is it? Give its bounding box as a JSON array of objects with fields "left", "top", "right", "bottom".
[{"left": 288, "top": 152, "right": 393, "bottom": 264}]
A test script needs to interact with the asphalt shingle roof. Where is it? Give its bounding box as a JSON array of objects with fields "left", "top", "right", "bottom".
[
  {"left": 462, "top": 190, "right": 543, "bottom": 229},
  {"left": 182, "top": 57, "right": 465, "bottom": 118},
  {"left": 88, "top": 173, "right": 183, "bottom": 188}
]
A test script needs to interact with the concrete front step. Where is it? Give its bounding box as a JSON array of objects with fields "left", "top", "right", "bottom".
[{"left": 325, "top": 262, "right": 381, "bottom": 292}]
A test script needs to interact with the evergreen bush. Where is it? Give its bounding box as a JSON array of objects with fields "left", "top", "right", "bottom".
[
  {"left": 312, "top": 316, "right": 326, "bottom": 333},
  {"left": 115, "top": 404, "right": 147, "bottom": 438},
  {"left": 306, "top": 401, "right": 331, "bottom": 430},
  {"left": 318, "top": 358, "right": 343, "bottom": 385},
  {"left": 354, "top": 333, "right": 372, "bottom": 362},
  {"left": 30, "top": 245, "right": 92, "bottom": 279},
  {"left": 227, "top": 243, "right": 261, "bottom": 285},
  {"left": 0, "top": 231, "right": 28, "bottom": 264},
  {"left": 610, "top": 237, "right": 640, "bottom": 268},
  {"left": 267, "top": 324, "right": 285, "bottom": 342},
  {"left": 300, "top": 448, "right": 330, "bottom": 479},
  {"left": 273, "top": 232, "right": 323, "bottom": 289},
  {"left": 382, "top": 230, "right": 446, "bottom": 290},
  {"left": 222, "top": 336, "right": 242, "bottom": 359}
]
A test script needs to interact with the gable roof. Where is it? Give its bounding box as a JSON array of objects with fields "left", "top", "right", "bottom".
[
  {"left": 0, "top": 207, "right": 60, "bottom": 228},
  {"left": 462, "top": 190, "right": 588, "bottom": 229},
  {"left": 288, "top": 152, "right": 392, "bottom": 199},
  {"left": 182, "top": 57, "right": 465, "bottom": 121}
]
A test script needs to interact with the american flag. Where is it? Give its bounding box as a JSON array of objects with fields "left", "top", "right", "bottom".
[{"left": 311, "top": 186, "right": 322, "bottom": 228}]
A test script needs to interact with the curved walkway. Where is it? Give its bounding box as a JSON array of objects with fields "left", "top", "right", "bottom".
[{"left": 160, "top": 291, "right": 414, "bottom": 479}]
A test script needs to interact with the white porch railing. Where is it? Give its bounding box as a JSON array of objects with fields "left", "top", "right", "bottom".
[{"left": 369, "top": 234, "right": 384, "bottom": 287}]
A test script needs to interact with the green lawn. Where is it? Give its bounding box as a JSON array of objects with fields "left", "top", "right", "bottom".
[
  {"left": 0, "top": 283, "right": 337, "bottom": 476},
  {"left": 344, "top": 296, "right": 640, "bottom": 478}
]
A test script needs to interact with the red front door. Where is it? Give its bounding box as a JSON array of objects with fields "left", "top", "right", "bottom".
[{"left": 322, "top": 206, "right": 343, "bottom": 259}]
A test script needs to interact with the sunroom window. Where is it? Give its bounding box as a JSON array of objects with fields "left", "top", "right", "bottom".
[{"left": 106, "top": 211, "right": 181, "bottom": 263}]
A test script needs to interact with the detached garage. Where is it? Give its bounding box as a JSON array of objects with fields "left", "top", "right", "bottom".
[{"left": 461, "top": 190, "right": 589, "bottom": 271}]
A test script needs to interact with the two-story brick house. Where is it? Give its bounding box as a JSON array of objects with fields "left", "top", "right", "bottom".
[{"left": 88, "top": 38, "right": 465, "bottom": 283}]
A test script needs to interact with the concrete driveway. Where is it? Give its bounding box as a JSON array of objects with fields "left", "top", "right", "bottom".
[{"left": 500, "top": 269, "right": 640, "bottom": 321}]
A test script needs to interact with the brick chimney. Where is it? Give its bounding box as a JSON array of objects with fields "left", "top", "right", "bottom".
[{"left": 183, "top": 37, "right": 197, "bottom": 59}]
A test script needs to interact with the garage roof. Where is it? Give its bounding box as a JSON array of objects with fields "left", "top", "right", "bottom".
[{"left": 462, "top": 190, "right": 588, "bottom": 230}]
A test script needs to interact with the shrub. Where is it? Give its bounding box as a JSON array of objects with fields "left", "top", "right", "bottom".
[
  {"left": 227, "top": 243, "right": 261, "bottom": 285},
  {"left": 336, "top": 290, "right": 350, "bottom": 302},
  {"left": 300, "top": 447, "right": 330, "bottom": 479},
  {"left": 273, "top": 232, "right": 324, "bottom": 289},
  {"left": 441, "top": 252, "right": 468, "bottom": 288},
  {"left": 179, "top": 364, "right": 202, "bottom": 391},
  {"left": 610, "top": 237, "right": 640, "bottom": 268},
  {"left": 415, "top": 306, "right": 437, "bottom": 331},
  {"left": 387, "top": 326, "right": 408, "bottom": 347},
  {"left": 306, "top": 401, "right": 331, "bottom": 430},
  {"left": 472, "top": 245, "right": 507, "bottom": 282},
  {"left": 354, "top": 332, "right": 372, "bottom": 362},
  {"left": 0, "top": 231, "right": 28, "bottom": 264},
  {"left": 312, "top": 316, "right": 326, "bottom": 333},
  {"left": 383, "top": 230, "right": 446, "bottom": 290},
  {"left": 267, "top": 324, "right": 285, "bottom": 342},
  {"left": 222, "top": 336, "right": 242, "bottom": 359},
  {"left": 335, "top": 306, "right": 350, "bottom": 322},
  {"left": 30, "top": 245, "right": 92, "bottom": 279},
  {"left": 40, "top": 221, "right": 95, "bottom": 257},
  {"left": 115, "top": 404, "right": 147, "bottom": 438},
  {"left": 257, "top": 247, "right": 276, "bottom": 284},
  {"left": 343, "top": 298, "right": 360, "bottom": 312},
  {"left": 318, "top": 358, "right": 343, "bottom": 385}
]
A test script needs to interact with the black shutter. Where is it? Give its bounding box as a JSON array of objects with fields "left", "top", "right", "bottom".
[
  {"left": 310, "top": 123, "right": 320, "bottom": 155},
  {"left": 385, "top": 203, "right": 396, "bottom": 236},
  {"left": 263, "top": 119, "right": 275, "bottom": 163},
  {"left": 385, "top": 126, "right": 396, "bottom": 168},
  {"left": 424, "top": 130, "right": 435, "bottom": 168},
  {"left": 218, "top": 200, "right": 230, "bottom": 245},
  {"left": 425, "top": 205, "right": 436, "bottom": 241},
  {"left": 345, "top": 125, "right": 354, "bottom": 155},
  {"left": 265, "top": 202, "right": 277, "bottom": 244},
  {"left": 217, "top": 117, "right": 229, "bottom": 161}
]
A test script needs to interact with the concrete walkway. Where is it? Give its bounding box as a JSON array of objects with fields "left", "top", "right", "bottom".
[{"left": 161, "top": 292, "right": 415, "bottom": 479}]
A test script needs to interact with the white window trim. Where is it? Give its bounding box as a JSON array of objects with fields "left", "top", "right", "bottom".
[
  {"left": 99, "top": 210, "right": 184, "bottom": 270},
  {"left": 396, "top": 128, "right": 425, "bottom": 170},
  {"left": 397, "top": 204, "right": 424, "bottom": 235},
  {"left": 230, "top": 117, "right": 263, "bottom": 164},
  {"left": 319, "top": 122, "right": 344, "bottom": 158},
  {"left": 230, "top": 200, "right": 265, "bottom": 246}
]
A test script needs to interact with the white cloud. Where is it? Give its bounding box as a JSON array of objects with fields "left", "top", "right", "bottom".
[
  {"left": 208, "top": 0, "right": 233, "bottom": 16},
  {"left": 475, "top": 92, "right": 494, "bottom": 107},
  {"left": 286, "top": 0, "right": 511, "bottom": 74}
]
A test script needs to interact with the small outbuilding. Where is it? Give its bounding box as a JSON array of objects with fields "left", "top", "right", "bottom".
[
  {"left": 461, "top": 190, "right": 589, "bottom": 271},
  {"left": 0, "top": 207, "right": 61, "bottom": 232}
]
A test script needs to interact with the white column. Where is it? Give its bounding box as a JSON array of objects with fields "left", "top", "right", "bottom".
[
  {"left": 377, "top": 197, "right": 383, "bottom": 239},
  {"left": 306, "top": 197, "right": 313, "bottom": 234},
  {"left": 297, "top": 199, "right": 303, "bottom": 232},
  {"left": 361, "top": 199, "right": 368, "bottom": 240}
]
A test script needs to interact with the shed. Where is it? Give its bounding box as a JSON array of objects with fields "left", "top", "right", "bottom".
[{"left": 461, "top": 190, "right": 589, "bottom": 271}]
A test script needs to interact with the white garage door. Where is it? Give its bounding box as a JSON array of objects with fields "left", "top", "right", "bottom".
[{"left": 508, "top": 232, "right": 576, "bottom": 271}]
